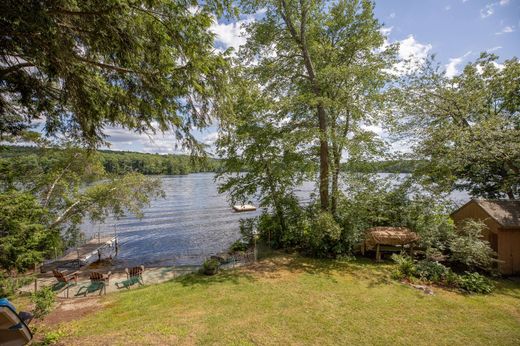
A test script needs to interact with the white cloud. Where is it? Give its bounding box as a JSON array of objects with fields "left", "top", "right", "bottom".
[
  {"left": 398, "top": 35, "right": 432, "bottom": 61},
  {"left": 487, "top": 46, "right": 502, "bottom": 52},
  {"left": 211, "top": 19, "right": 251, "bottom": 51},
  {"left": 210, "top": 10, "right": 266, "bottom": 51},
  {"left": 389, "top": 12, "right": 396, "bottom": 19},
  {"left": 496, "top": 26, "right": 515, "bottom": 34},
  {"left": 445, "top": 51, "right": 472, "bottom": 78},
  {"left": 102, "top": 126, "right": 188, "bottom": 155},
  {"left": 445, "top": 5, "right": 452, "bottom": 11},
  {"left": 379, "top": 26, "right": 393, "bottom": 37},
  {"left": 499, "top": 0, "right": 510, "bottom": 5},
  {"left": 202, "top": 132, "right": 219, "bottom": 145},
  {"left": 381, "top": 34, "right": 432, "bottom": 75},
  {"left": 480, "top": 3, "right": 495, "bottom": 18}
]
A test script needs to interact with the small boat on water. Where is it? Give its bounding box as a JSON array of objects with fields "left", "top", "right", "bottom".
[{"left": 233, "top": 204, "right": 257, "bottom": 212}]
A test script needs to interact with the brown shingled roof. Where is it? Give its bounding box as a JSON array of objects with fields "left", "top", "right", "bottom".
[{"left": 473, "top": 199, "right": 520, "bottom": 229}]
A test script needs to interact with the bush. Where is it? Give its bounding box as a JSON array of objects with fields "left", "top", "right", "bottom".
[
  {"left": 449, "top": 220, "right": 497, "bottom": 272},
  {"left": 457, "top": 272, "right": 494, "bottom": 294},
  {"left": 415, "top": 260, "right": 451, "bottom": 283},
  {"left": 229, "top": 240, "right": 248, "bottom": 253},
  {"left": 391, "top": 254, "right": 416, "bottom": 280},
  {"left": 305, "top": 212, "right": 341, "bottom": 257},
  {"left": 0, "top": 273, "right": 34, "bottom": 297},
  {"left": 202, "top": 259, "right": 220, "bottom": 276},
  {"left": 31, "top": 286, "right": 55, "bottom": 318}
]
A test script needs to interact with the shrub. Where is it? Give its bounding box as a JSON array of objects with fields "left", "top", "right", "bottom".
[
  {"left": 305, "top": 212, "right": 341, "bottom": 257},
  {"left": 457, "top": 272, "right": 494, "bottom": 294},
  {"left": 0, "top": 273, "right": 34, "bottom": 297},
  {"left": 202, "top": 259, "right": 220, "bottom": 276},
  {"left": 449, "top": 219, "right": 497, "bottom": 272},
  {"left": 415, "top": 260, "right": 451, "bottom": 283},
  {"left": 42, "top": 329, "right": 67, "bottom": 345},
  {"left": 229, "top": 240, "right": 248, "bottom": 253},
  {"left": 391, "top": 254, "right": 416, "bottom": 280},
  {"left": 31, "top": 286, "right": 55, "bottom": 318}
]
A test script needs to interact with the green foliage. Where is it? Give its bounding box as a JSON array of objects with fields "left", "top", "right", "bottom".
[
  {"left": 31, "top": 286, "right": 55, "bottom": 318},
  {"left": 229, "top": 240, "right": 248, "bottom": 253},
  {"left": 398, "top": 53, "right": 520, "bottom": 199},
  {"left": 390, "top": 254, "right": 416, "bottom": 280},
  {"left": 0, "top": 273, "right": 35, "bottom": 297},
  {"left": 42, "top": 329, "right": 67, "bottom": 345},
  {"left": 230, "top": 0, "right": 398, "bottom": 211},
  {"left": 415, "top": 260, "right": 451, "bottom": 283},
  {"left": 449, "top": 220, "right": 497, "bottom": 272},
  {"left": 392, "top": 255, "right": 494, "bottom": 294},
  {"left": 0, "top": 191, "right": 61, "bottom": 272},
  {"left": 1, "top": 0, "right": 233, "bottom": 150},
  {"left": 202, "top": 259, "right": 220, "bottom": 276},
  {"left": 0, "top": 146, "right": 221, "bottom": 176},
  {"left": 305, "top": 212, "right": 342, "bottom": 257},
  {"left": 457, "top": 272, "right": 495, "bottom": 294},
  {"left": 0, "top": 146, "right": 163, "bottom": 272}
]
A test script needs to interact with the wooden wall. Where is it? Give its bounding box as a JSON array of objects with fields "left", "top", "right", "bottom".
[
  {"left": 451, "top": 201, "right": 520, "bottom": 275},
  {"left": 451, "top": 202, "right": 501, "bottom": 239},
  {"left": 498, "top": 230, "right": 520, "bottom": 275}
]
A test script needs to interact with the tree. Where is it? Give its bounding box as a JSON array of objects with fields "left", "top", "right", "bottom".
[
  {"left": 0, "top": 0, "right": 232, "bottom": 151},
  {"left": 216, "top": 73, "right": 312, "bottom": 234},
  {"left": 238, "top": 0, "right": 395, "bottom": 210},
  {"left": 0, "top": 191, "right": 59, "bottom": 273},
  {"left": 398, "top": 53, "right": 520, "bottom": 199},
  {"left": 0, "top": 145, "right": 163, "bottom": 272}
]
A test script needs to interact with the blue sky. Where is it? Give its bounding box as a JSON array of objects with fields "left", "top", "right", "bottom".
[{"left": 102, "top": 0, "right": 520, "bottom": 154}]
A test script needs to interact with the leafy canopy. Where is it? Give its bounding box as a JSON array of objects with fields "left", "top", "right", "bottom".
[{"left": 1, "top": 0, "right": 233, "bottom": 151}]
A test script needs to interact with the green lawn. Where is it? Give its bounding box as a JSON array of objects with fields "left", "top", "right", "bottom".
[{"left": 42, "top": 255, "right": 520, "bottom": 345}]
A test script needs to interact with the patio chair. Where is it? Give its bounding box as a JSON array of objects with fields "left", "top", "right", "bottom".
[
  {"left": 116, "top": 266, "right": 145, "bottom": 289},
  {"left": 75, "top": 271, "right": 111, "bottom": 296},
  {"left": 52, "top": 269, "right": 79, "bottom": 298}
]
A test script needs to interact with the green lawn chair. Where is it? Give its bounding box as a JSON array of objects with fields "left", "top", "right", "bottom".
[
  {"left": 52, "top": 269, "right": 79, "bottom": 298},
  {"left": 116, "top": 266, "right": 144, "bottom": 289},
  {"left": 75, "top": 271, "right": 111, "bottom": 296}
]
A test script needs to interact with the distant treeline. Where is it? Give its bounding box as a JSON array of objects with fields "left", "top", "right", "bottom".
[
  {"left": 1, "top": 146, "right": 419, "bottom": 175},
  {"left": 0, "top": 146, "right": 221, "bottom": 175},
  {"left": 343, "top": 160, "right": 422, "bottom": 174}
]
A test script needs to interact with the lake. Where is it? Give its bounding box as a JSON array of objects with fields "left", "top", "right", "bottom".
[{"left": 82, "top": 173, "right": 469, "bottom": 268}]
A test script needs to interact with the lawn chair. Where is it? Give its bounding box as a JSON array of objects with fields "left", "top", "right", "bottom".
[
  {"left": 116, "top": 266, "right": 145, "bottom": 289},
  {"left": 75, "top": 271, "right": 111, "bottom": 296},
  {"left": 52, "top": 269, "right": 79, "bottom": 298}
]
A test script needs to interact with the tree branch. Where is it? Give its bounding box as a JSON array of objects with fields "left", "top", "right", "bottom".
[{"left": 73, "top": 55, "right": 137, "bottom": 74}]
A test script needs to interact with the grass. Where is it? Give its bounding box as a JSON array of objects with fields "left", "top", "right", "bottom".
[{"left": 38, "top": 254, "right": 520, "bottom": 345}]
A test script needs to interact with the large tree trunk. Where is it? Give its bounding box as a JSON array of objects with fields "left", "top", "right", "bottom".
[
  {"left": 317, "top": 104, "right": 329, "bottom": 210},
  {"left": 279, "top": 0, "right": 330, "bottom": 210},
  {"left": 331, "top": 146, "right": 341, "bottom": 215}
]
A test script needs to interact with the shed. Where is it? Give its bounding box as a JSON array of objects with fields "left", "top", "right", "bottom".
[
  {"left": 450, "top": 199, "right": 520, "bottom": 275},
  {"left": 362, "top": 227, "right": 420, "bottom": 261}
]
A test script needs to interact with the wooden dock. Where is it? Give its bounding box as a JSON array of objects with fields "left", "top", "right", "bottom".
[{"left": 41, "top": 236, "right": 118, "bottom": 273}]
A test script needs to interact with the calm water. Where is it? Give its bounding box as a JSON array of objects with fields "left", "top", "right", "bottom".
[{"left": 83, "top": 173, "right": 468, "bottom": 267}]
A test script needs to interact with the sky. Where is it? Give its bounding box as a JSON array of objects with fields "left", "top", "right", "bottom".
[{"left": 102, "top": 0, "right": 520, "bottom": 155}]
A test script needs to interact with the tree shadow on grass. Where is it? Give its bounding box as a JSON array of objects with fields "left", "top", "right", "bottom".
[
  {"left": 172, "top": 251, "right": 394, "bottom": 289},
  {"left": 281, "top": 255, "right": 394, "bottom": 287},
  {"left": 175, "top": 268, "right": 256, "bottom": 287},
  {"left": 493, "top": 279, "right": 520, "bottom": 300}
]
